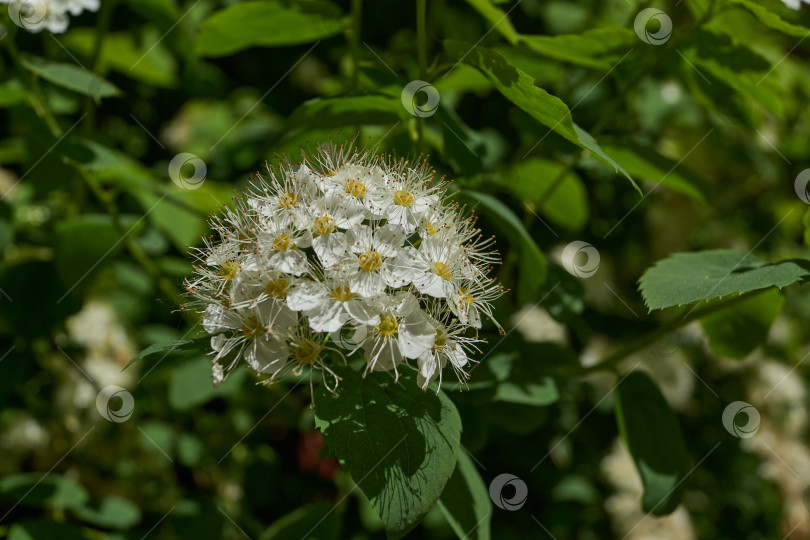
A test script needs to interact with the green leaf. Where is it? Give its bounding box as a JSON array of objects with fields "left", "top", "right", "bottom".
[
  {"left": 196, "top": 0, "right": 346, "bottom": 58},
  {"left": 314, "top": 367, "right": 461, "bottom": 540},
  {"left": 20, "top": 55, "right": 121, "bottom": 101},
  {"left": 615, "top": 371, "right": 690, "bottom": 515},
  {"left": 599, "top": 143, "right": 710, "bottom": 203},
  {"left": 73, "top": 495, "right": 142, "bottom": 529},
  {"left": 0, "top": 474, "right": 89, "bottom": 510},
  {"left": 500, "top": 158, "right": 589, "bottom": 231},
  {"left": 54, "top": 214, "right": 139, "bottom": 294},
  {"left": 727, "top": 0, "right": 810, "bottom": 38},
  {"left": 682, "top": 30, "right": 783, "bottom": 117},
  {"left": 125, "top": 337, "right": 207, "bottom": 370},
  {"left": 700, "top": 288, "right": 784, "bottom": 359},
  {"left": 283, "top": 94, "right": 403, "bottom": 139},
  {"left": 638, "top": 250, "right": 810, "bottom": 310},
  {"left": 460, "top": 190, "right": 547, "bottom": 304},
  {"left": 169, "top": 357, "right": 247, "bottom": 410},
  {"left": 445, "top": 41, "right": 638, "bottom": 191},
  {"left": 464, "top": 0, "right": 520, "bottom": 45},
  {"left": 438, "top": 451, "right": 492, "bottom": 540},
  {"left": 258, "top": 504, "right": 341, "bottom": 540},
  {"left": 61, "top": 30, "right": 178, "bottom": 88},
  {"left": 522, "top": 28, "right": 637, "bottom": 69}
]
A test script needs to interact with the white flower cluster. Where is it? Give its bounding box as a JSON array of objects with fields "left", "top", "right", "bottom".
[
  {"left": 2, "top": 0, "right": 99, "bottom": 34},
  {"left": 186, "top": 145, "right": 503, "bottom": 394}
]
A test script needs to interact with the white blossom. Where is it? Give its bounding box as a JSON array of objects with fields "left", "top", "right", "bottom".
[
  {"left": 185, "top": 143, "right": 503, "bottom": 394},
  {"left": 2, "top": 0, "right": 100, "bottom": 34}
]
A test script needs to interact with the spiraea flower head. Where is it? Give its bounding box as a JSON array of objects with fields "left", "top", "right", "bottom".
[{"left": 185, "top": 143, "right": 504, "bottom": 396}]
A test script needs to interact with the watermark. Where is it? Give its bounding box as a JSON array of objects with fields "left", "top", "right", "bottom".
[
  {"left": 169, "top": 152, "right": 207, "bottom": 190},
  {"left": 794, "top": 169, "right": 810, "bottom": 204},
  {"left": 329, "top": 325, "right": 368, "bottom": 352},
  {"left": 634, "top": 8, "right": 672, "bottom": 45},
  {"left": 96, "top": 385, "right": 135, "bottom": 423},
  {"left": 8, "top": 1, "right": 47, "bottom": 32},
  {"left": 561, "top": 241, "right": 600, "bottom": 278},
  {"left": 489, "top": 473, "right": 528, "bottom": 511},
  {"left": 401, "top": 80, "right": 440, "bottom": 118},
  {"left": 722, "top": 401, "right": 760, "bottom": 438}
]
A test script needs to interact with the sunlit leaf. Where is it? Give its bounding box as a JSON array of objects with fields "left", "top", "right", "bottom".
[
  {"left": 196, "top": 0, "right": 347, "bottom": 57},
  {"left": 639, "top": 250, "right": 810, "bottom": 310},
  {"left": 445, "top": 41, "right": 638, "bottom": 191},
  {"left": 522, "top": 27, "right": 637, "bottom": 69}
]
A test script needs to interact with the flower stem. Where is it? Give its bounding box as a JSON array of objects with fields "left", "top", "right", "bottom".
[
  {"left": 83, "top": 0, "right": 116, "bottom": 135},
  {"left": 573, "top": 289, "right": 767, "bottom": 376},
  {"left": 416, "top": 0, "right": 427, "bottom": 154},
  {"left": 350, "top": 0, "right": 363, "bottom": 91}
]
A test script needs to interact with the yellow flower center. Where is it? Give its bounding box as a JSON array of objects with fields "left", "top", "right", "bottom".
[
  {"left": 219, "top": 261, "right": 240, "bottom": 280},
  {"left": 376, "top": 314, "right": 398, "bottom": 337},
  {"left": 323, "top": 168, "right": 338, "bottom": 177},
  {"left": 345, "top": 180, "right": 367, "bottom": 198},
  {"left": 359, "top": 250, "right": 382, "bottom": 272},
  {"left": 431, "top": 261, "right": 452, "bottom": 280},
  {"left": 331, "top": 286, "right": 355, "bottom": 302},
  {"left": 425, "top": 221, "right": 438, "bottom": 235},
  {"left": 265, "top": 278, "right": 289, "bottom": 298},
  {"left": 434, "top": 329, "right": 446, "bottom": 349},
  {"left": 459, "top": 289, "right": 474, "bottom": 308},
  {"left": 278, "top": 192, "right": 297, "bottom": 209},
  {"left": 293, "top": 339, "right": 321, "bottom": 364},
  {"left": 241, "top": 315, "right": 264, "bottom": 339},
  {"left": 313, "top": 216, "right": 336, "bottom": 235},
  {"left": 272, "top": 233, "right": 291, "bottom": 252},
  {"left": 393, "top": 190, "right": 414, "bottom": 207}
]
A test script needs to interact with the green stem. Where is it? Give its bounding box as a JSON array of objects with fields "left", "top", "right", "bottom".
[
  {"left": 350, "top": 0, "right": 363, "bottom": 91},
  {"left": 416, "top": 0, "right": 427, "bottom": 154},
  {"left": 83, "top": 0, "right": 115, "bottom": 134},
  {"left": 5, "top": 30, "right": 61, "bottom": 136},
  {"left": 80, "top": 169, "right": 183, "bottom": 305},
  {"left": 574, "top": 289, "right": 767, "bottom": 376}
]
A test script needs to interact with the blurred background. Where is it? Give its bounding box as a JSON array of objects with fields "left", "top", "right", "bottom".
[{"left": 1, "top": 0, "right": 810, "bottom": 538}]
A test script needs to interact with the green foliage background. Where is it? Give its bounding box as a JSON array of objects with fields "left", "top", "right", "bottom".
[{"left": 1, "top": 0, "right": 810, "bottom": 538}]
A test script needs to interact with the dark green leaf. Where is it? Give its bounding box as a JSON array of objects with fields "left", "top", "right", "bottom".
[
  {"left": 639, "top": 250, "right": 810, "bottom": 310},
  {"left": 125, "top": 337, "right": 207, "bottom": 370},
  {"left": 615, "top": 372, "right": 689, "bottom": 515},
  {"left": 21, "top": 56, "right": 121, "bottom": 101},
  {"left": 314, "top": 367, "right": 461, "bottom": 539},
  {"left": 169, "top": 357, "right": 248, "bottom": 410},
  {"left": 522, "top": 28, "right": 637, "bottom": 69},
  {"left": 700, "top": 288, "right": 784, "bottom": 359},
  {"left": 599, "top": 143, "right": 710, "bottom": 202},
  {"left": 444, "top": 41, "right": 638, "bottom": 191},
  {"left": 499, "top": 158, "right": 589, "bottom": 231},
  {"left": 460, "top": 190, "right": 547, "bottom": 303},
  {"left": 727, "top": 0, "right": 810, "bottom": 37},
  {"left": 464, "top": 0, "right": 519, "bottom": 45},
  {"left": 73, "top": 495, "right": 142, "bottom": 529},
  {"left": 196, "top": 0, "right": 346, "bottom": 58},
  {"left": 438, "top": 451, "right": 492, "bottom": 540}
]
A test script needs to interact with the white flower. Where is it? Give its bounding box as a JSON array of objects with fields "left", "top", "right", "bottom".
[
  {"left": 1, "top": 0, "right": 99, "bottom": 34},
  {"left": 416, "top": 314, "right": 477, "bottom": 390},
  {"left": 360, "top": 293, "right": 436, "bottom": 379},
  {"left": 185, "top": 143, "right": 503, "bottom": 393}
]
